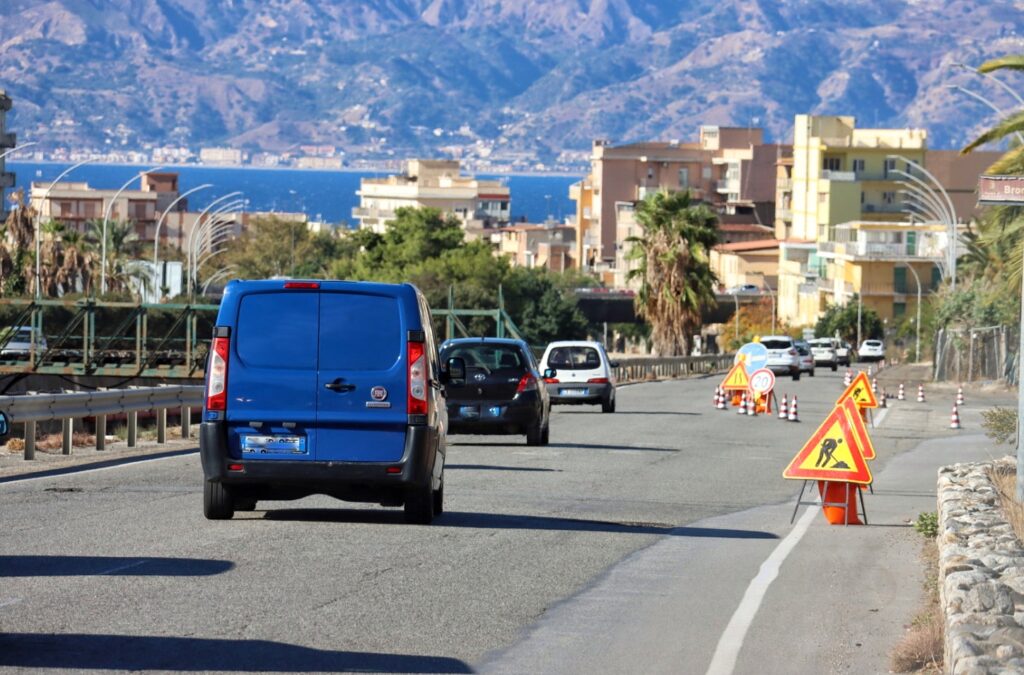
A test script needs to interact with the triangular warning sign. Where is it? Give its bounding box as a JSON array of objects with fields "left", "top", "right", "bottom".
[
  {"left": 843, "top": 397, "right": 876, "bottom": 461},
  {"left": 720, "top": 363, "right": 750, "bottom": 391},
  {"left": 783, "top": 398, "right": 873, "bottom": 485},
  {"left": 836, "top": 372, "right": 878, "bottom": 409}
]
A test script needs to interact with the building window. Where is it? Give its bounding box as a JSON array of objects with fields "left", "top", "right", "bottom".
[
  {"left": 819, "top": 192, "right": 828, "bottom": 204},
  {"left": 58, "top": 201, "right": 73, "bottom": 217},
  {"left": 931, "top": 265, "right": 942, "bottom": 290},
  {"left": 884, "top": 158, "right": 896, "bottom": 177},
  {"left": 883, "top": 191, "right": 896, "bottom": 204},
  {"left": 823, "top": 157, "right": 841, "bottom": 171},
  {"left": 860, "top": 191, "right": 865, "bottom": 204},
  {"left": 893, "top": 302, "right": 906, "bottom": 317},
  {"left": 678, "top": 167, "right": 689, "bottom": 186},
  {"left": 894, "top": 266, "right": 908, "bottom": 294},
  {"left": 702, "top": 167, "right": 712, "bottom": 179},
  {"left": 647, "top": 167, "right": 654, "bottom": 180},
  {"left": 852, "top": 159, "right": 865, "bottom": 174}
]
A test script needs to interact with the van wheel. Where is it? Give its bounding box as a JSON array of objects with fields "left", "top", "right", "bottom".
[
  {"left": 602, "top": 394, "right": 616, "bottom": 413},
  {"left": 432, "top": 483, "right": 444, "bottom": 515},
  {"left": 526, "top": 419, "right": 543, "bottom": 446},
  {"left": 204, "top": 480, "right": 235, "bottom": 520},
  {"left": 540, "top": 422, "right": 550, "bottom": 445},
  {"left": 404, "top": 486, "right": 434, "bottom": 525}
]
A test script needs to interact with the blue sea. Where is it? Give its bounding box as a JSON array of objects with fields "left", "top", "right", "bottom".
[{"left": 8, "top": 162, "right": 582, "bottom": 227}]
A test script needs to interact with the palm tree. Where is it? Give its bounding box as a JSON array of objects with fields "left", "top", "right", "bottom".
[
  {"left": 1, "top": 189, "right": 35, "bottom": 295},
  {"left": 962, "top": 55, "right": 1024, "bottom": 173},
  {"left": 54, "top": 229, "right": 96, "bottom": 295},
  {"left": 87, "top": 219, "right": 142, "bottom": 294},
  {"left": 626, "top": 189, "right": 719, "bottom": 356}
]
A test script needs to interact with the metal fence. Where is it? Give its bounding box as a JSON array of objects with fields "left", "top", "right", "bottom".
[
  {"left": 613, "top": 354, "right": 734, "bottom": 383},
  {"left": 0, "top": 385, "right": 204, "bottom": 460},
  {"left": 933, "top": 326, "right": 1012, "bottom": 384}
]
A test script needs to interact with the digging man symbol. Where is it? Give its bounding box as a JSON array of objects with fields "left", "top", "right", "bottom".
[{"left": 814, "top": 437, "right": 849, "bottom": 469}]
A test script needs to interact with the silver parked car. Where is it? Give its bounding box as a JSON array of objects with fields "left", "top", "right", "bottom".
[
  {"left": 761, "top": 335, "right": 800, "bottom": 381},
  {"left": 807, "top": 337, "right": 839, "bottom": 371}
]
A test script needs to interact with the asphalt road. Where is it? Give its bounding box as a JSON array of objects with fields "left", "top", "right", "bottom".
[{"left": 0, "top": 366, "right": 1011, "bottom": 673}]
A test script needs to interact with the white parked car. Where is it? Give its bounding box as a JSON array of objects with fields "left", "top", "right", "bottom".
[
  {"left": 858, "top": 339, "right": 885, "bottom": 362},
  {"left": 0, "top": 326, "right": 47, "bottom": 358},
  {"left": 760, "top": 335, "right": 801, "bottom": 381},
  {"left": 539, "top": 341, "right": 617, "bottom": 413},
  {"left": 807, "top": 337, "right": 839, "bottom": 371}
]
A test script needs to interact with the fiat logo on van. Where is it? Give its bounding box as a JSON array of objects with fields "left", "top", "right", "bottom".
[{"left": 370, "top": 386, "right": 388, "bottom": 401}]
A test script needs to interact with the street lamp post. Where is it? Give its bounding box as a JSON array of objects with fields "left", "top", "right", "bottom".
[
  {"left": 185, "top": 193, "right": 242, "bottom": 297},
  {"left": 153, "top": 183, "right": 213, "bottom": 278},
  {"left": 100, "top": 165, "right": 165, "bottom": 294},
  {"left": 899, "top": 263, "right": 923, "bottom": 362},
  {"left": 945, "top": 84, "right": 1024, "bottom": 146},
  {"left": 0, "top": 140, "right": 37, "bottom": 163},
  {"left": 34, "top": 157, "right": 98, "bottom": 299},
  {"left": 189, "top": 204, "right": 242, "bottom": 285},
  {"left": 889, "top": 155, "right": 959, "bottom": 291}
]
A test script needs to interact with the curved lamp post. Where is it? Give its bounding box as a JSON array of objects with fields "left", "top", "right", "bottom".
[
  {"left": 153, "top": 183, "right": 213, "bottom": 275},
  {"left": 191, "top": 216, "right": 242, "bottom": 286},
  {"left": 201, "top": 265, "right": 237, "bottom": 296},
  {"left": 100, "top": 165, "right": 165, "bottom": 294},
  {"left": 190, "top": 204, "right": 242, "bottom": 269},
  {"left": 186, "top": 193, "right": 242, "bottom": 297},
  {"left": 34, "top": 157, "right": 98, "bottom": 299},
  {"left": 889, "top": 155, "right": 959, "bottom": 291},
  {"left": 945, "top": 84, "right": 1024, "bottom": 146},
  {"left": 0, "top": 140, "right": 37, "bottom": 163}
]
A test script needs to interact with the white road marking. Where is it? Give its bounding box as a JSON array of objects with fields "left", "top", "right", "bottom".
[
  {"left": 874, "top": 406, "right": 890, "bottom": 427},
  {"left": 2, "top": 450, "right": 197, "bottom": 485},
  {"left": 705, "top": 502, "right": 818, "bottom": 675},
  {"left": 0, "top": 597, "right": 22, "bottom": 609}
]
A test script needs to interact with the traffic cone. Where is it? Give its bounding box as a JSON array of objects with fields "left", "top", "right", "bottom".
[
  {"left": 880, "top": 389, "right": 887, "bottom": 408},
  {"left": 868, "top": 365, "right": 873, "bottom": 377},
  {"left": 747, "top": 395, "right": 757, "bottom": 416},
  {"left": 717, "top": 388, "right": 728, "bottom": 410},
  {"left": 917, "top": 385, "right": 926, "bottom": 403},
  {"left": 897, "top": 383, "right": 905, "bottom": 401},
  {"left": 788, "top": 395, "right": 799, "bottom": 422},
  {"left": 737, "top": 391, "right": 748, "bottom": 415},
  {"left": 778, "top": 394, "right": 788, "bottom": 420},
  {"left": 714, "top": 387, "right": 721, "bottom": 408},
  {"left": 871, "top": 378, "right": 878, "bottom": 394},
  {"left": 957, "top": 386, "right": 965, "bottom": 406},
  {"left": 843, "top": 369, "right": 852, "bottom": 387},
  {"left": 950, "top": 404, "right": 961, "bottom": 430}
]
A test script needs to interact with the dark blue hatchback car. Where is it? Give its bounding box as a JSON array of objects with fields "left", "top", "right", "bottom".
[{"left": 199, "top": 279, "right": 456, "bottom": 524}]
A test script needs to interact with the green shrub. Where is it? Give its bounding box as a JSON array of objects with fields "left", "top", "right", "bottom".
[
  {"left": 914, "top": 512, "right": 939, "bottom": 538},
  {"left": 981, "top": 407, "right": 1017, "bottom": 445}
]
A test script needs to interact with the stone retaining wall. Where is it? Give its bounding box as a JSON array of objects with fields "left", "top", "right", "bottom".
[{"left": 938, "top": 458, "right": 1024, "bottom": 674}]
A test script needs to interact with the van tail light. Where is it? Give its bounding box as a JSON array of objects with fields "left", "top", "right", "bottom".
[
  {"left": 516, "top": 373, "right": 538, "bottom": 394},
  {"left": 407, "top": 341, "right": 428, "bottom": 415},
  {"left": 284, "top": 281, "right": 320, "bottom": 289},
  {"left": 587, "top": 377, "right": 609, "bottom": 384},
  {"left": 543, "top": 377, "right": 559, "bottom": 384},
  {"left": 206, "top": 336, "right": 230, "bottom": 411}
]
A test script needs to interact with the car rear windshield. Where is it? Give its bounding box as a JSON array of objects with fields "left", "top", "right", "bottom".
[
  {"left": 442, "top": 344, "right": 525, "bottom": 372},
  {"left": 808, "top": 339, "right": 833, "bottom": 347},
  {"left": 761, "top": 339, "right": 792, "bottom": 350},
  {"left": 546, "top": 346, "right": 601, "bottom": 370},
  {"left": 236, "top": 292, "right": 318, "bottom": 369},
  {"left": 865, "top": 341, "right": 883, "bottom": 347}
]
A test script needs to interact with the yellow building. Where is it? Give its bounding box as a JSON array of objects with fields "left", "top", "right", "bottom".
[{"left": 776, "top": 115, "right": 929, "bottom": 327}]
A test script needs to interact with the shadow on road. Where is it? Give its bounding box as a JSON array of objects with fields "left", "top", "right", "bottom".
[
  {"left": 557, "top": 410, "right": 700, "bottom": 416},
  {"left": 0, "top": 448, "right": 198, "bottom": 484},
  {"left": 0, "top": 555, "right": 234, "bottom": 577},
  {"left": 0, "top": 633, "right": 472, "bottom": 673},
  {"left": 446, "top": 464, "right": 561, "bottom": 472},
  {"left": 264, "top": 509, "right": 778, "bottom": 540},
  {"left": 449, "top": 440, "right": 677, "bottom": 452}
]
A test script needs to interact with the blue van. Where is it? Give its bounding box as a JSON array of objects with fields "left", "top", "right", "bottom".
[{"left": 199, "top": 279, "right": 462, "bottom": 524}]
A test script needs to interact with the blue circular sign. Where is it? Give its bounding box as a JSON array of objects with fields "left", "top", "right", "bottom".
[{"left": 734, "top": 342, "right": 769, "bottom": 375}]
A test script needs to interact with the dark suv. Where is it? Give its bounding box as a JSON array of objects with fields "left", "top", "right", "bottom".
[{"left": 439, "top": 338, "right": 551, "bottom": 445}]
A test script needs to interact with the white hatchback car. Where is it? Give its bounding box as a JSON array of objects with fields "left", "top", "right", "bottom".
[
  {"left": 858, "top": 339, "right": 885, "bottom": 362},
  {"left": 539, "top": 341, "right": 617, "bottom": 413},
  {"left": 807, "top": 337, "right": 839, "bottom": 371},
  {"left": 760, "top": 335, "right": 801, "bottom": 381},
  {"left": 0, "top": 326, "right": 47, "bottom": 358}
]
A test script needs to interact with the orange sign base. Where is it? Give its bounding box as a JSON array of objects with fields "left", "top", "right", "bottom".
[{"left": 817, "top": 480, "right": 862, "bottom": 525}]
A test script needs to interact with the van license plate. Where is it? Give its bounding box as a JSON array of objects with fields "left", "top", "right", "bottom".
[{"left": 242, "top": 435, "right": 307, "bottom": 455}]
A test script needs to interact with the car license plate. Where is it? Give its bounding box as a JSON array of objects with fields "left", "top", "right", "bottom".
[
  {"left": 459, "top": 405, "right": 480, "bottom": 419},
  {"left": 559, "top": 388, "right": 589, "bottom": 396},
  {"left": 241, "top": 435, "right": 307, "bottom": 455}
]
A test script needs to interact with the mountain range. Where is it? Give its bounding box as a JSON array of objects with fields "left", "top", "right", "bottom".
[{"left": 2, "top": 0, "right": 1023, "bottom": 165}]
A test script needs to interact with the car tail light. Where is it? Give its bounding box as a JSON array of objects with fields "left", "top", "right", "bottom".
[
  {"left": 284, "top": 281, "right": 320, "bottom": 289},
  {"left": 206, "top": 336, "right": 229, "bottom": 411},
  {"left": 587, "top": 377, "right": 609, "bottom": 384},
  {"left": 516, "top": 373, "right": 538, "bottom": 393},
  {"left": 407, "top": 341, "right": 428, "bottom": 415},
  {"left": 543, "top": 377, "right": 559, "bottom": 384},
  {"left": 788, "top": 348, "right": 797, "bottom": 356}
]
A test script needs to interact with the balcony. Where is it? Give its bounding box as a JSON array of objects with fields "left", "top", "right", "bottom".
[
  {"left": 823, "top": 226, "right": 946, "bottom": 261},
  {"left": 861, "top": 203, "right": 905, "bottom": 214},
  {"left": 777, "top": 208, "right": 792, "bottom": 221},
  {"left": 820, "top": 170, "right": 857, "bottom": 182},
  {"left": 351, "top": 206, "right": 391, "bottom": 220}
]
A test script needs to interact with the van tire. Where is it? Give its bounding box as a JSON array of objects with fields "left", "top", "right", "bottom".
[
  {"left": 235, "top": 497, "right": 257, "bottom": 512},
  {"left": 204, "top": 480, "right": 235, "bottom": 520},
  {"left": 540, "top": 422, "right": 550, "bottom": 445},
  {"left": 526, "top": 419, "right": 544, "bottom": 446},
  {"left": 404, "top": 486, "right": 434, "bottom": 525},
  {"left": 831, "top": 363, "right": 838, "bottom": 371}
]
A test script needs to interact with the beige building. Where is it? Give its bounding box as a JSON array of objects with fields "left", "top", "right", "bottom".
[
  {"left": 493, "top": 223, "right": 576, "bottom": 272},
  {"left": 0, "top": 91, "right": 14, "bottom": 222},
  {"left": 353, "top": 159, "right": 510, "bottom": 236},
  {"left": 711, "top": 239, "right": 781, "bottom": 293},
  {"left": 199, "top": 147, "right": 244, "bottom": 165}
]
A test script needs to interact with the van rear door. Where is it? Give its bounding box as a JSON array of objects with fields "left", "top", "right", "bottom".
[
  {"left": 315, "top": 287, "right": 408, "bottom": 463},
  {"left": 226, "top": 290, "right": 319, "bottom": 461}
]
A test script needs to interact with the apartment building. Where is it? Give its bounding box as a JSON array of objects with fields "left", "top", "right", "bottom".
[
  {"left": 493, "top": 223, "right": 576, "bottom": 272},
  {"left": 0, "top": 91, "right": 14, "bottom": 222},
  {"left": 353, "top": 159, "right": 510, "bottom": 237},
  {"left": 571, "top": 127, "right": 788, "bottom": 287},
  {"left": 199, "top": 147, "right": 243, "bottom": 166}
]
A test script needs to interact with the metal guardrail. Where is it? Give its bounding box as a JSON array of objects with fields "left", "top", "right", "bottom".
[
  {"left": 612, "top": 354, "right": 734, "bottom": 383},
  {"left": 0, "top": 385, "right": 203, "bottom": 460}
]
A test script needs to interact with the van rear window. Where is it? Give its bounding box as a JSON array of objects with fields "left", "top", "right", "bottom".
[
  {"left": 319, "top": 293, "right": 401, "bottom": 371},
  {"left": 236, "top": 293, "right": 318, "bottom": 369}
]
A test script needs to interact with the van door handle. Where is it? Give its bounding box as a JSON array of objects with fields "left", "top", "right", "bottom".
[{"left": 325, "top": 379, "right": 356, "bottom": 393}]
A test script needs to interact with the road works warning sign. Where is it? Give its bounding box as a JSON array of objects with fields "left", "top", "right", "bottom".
[
  {"left": 720, "top": 362, "right": 751, "bottom": 391},
  {"left": 783, "top": 398, "right": 874, "bottom": 485},
  {"left": 836, "top": 372, "right": 878, "bottom": 409}
]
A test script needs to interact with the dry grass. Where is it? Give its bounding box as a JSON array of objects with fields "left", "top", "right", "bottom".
[
  {"left": 990, "top": 463, "right": 1024, "bottom": 545},
  {"left": 890, "top": 540, "right": 944, "bottom": 673}
]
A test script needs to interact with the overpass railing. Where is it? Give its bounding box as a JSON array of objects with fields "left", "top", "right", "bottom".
[
  {"left": 0, "top": 385, "right": 203, "bottom": 460},
  {"left": 612, "top": 354, "right": 734, "bottom": 383}
]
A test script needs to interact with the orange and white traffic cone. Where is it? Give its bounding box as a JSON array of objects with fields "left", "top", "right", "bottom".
[
  {"left": 778, "top": 394, "right": 788, "bottom": 420},
  {"left": 950, "top": 404, "right": 961, "bottom": 430},
  {"left": 871, "top": 378, "right": 878, "bottom": 394},
  {"left": 880, "top": 389, "right": 887, "bottom": 408},
  {"left": 957, "top": 386, "right": 965, "bottom": 406},
  {"left": 843, "top": 369, "right": 852, "bottom": 387},
  {"left": 737, "top": 391, "right": 748, "bottom": 415},
  {"left": 714, "top": 387, "right": 722, "bottom": 408},
  {"left": 897, "top": 383, "right": 905, "bottom": 401},
  {"left": 788, "top": 395, "right": 799, "bottom": 422},
  {"left": 917, "top": 385, "right": 926, "bottom": 403},
  {"left": 868, "top": 365, "right": 874, "bottom": 377},
  {"left": 747, "top": 392, "right": 757, "bottom": 416},
  {"left": 717, "top": 388, "right": 728, "bottom": 410}
]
